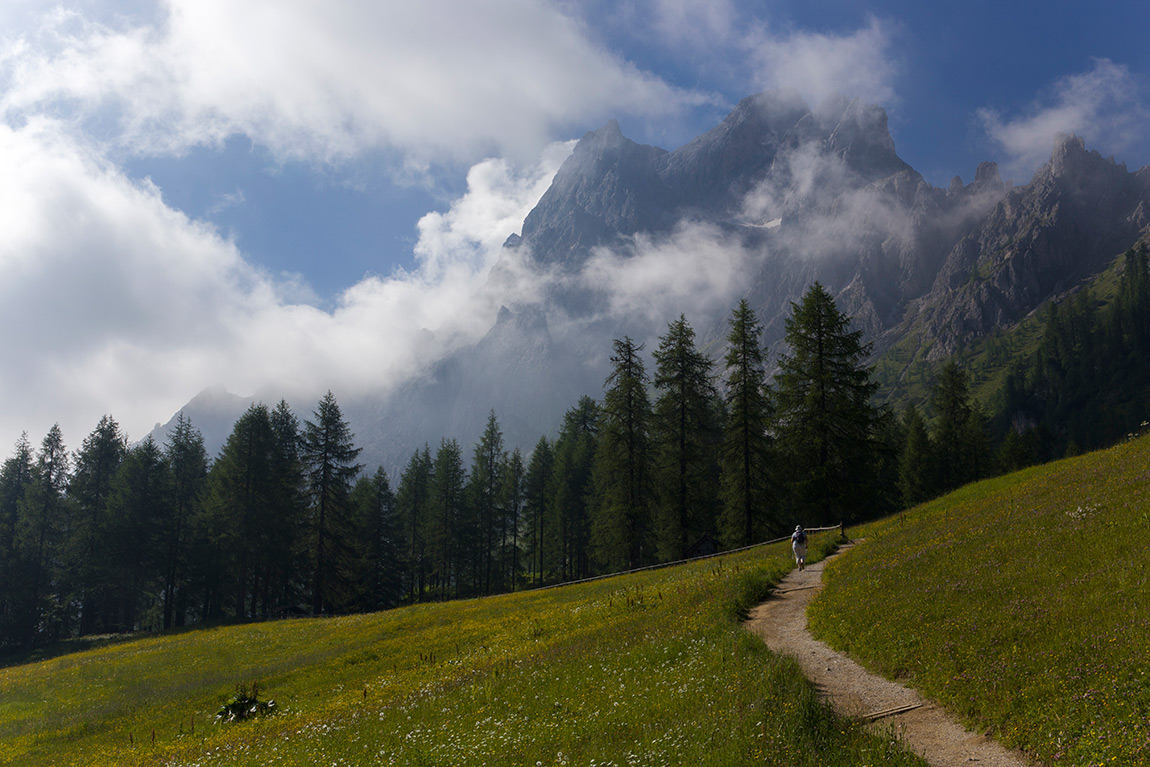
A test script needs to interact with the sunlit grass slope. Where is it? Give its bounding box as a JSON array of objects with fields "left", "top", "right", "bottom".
[
  {"left": 810, "top": 432, "right": 1150, "bottom": 765},
  {"left": 0, "top": 539, "right": 924, "bottom": 767}
]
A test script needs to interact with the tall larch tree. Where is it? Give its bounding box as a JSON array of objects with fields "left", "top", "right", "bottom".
[
  {"left": 0, "top": 434, "right": 33, "bottom": 650},
  {"left": 467, "top": 411, "right": 505, "bottom": 595},
  {"left": 396, "top": 445, "right": 432, "bottom": 602},
  {"left": 592, "top": 337, "right": 653, "bottom": 571},
  {"left": 898, "top": 402, "right": 933, "bottom": 506},
  {"left": 301, "top": 391, "right": 362, "bottom": 614},
  {"left": 500, "top": 447, "right": 526, "bottom": 590},
  {"left": 773, "top": 283, "right": 879, "bottom": 525},
  {"left": 426, "top": 438, "right": 466, "bottom": 598},
  {"left": 65, "top": 416, "right": 126, "bottom": 635},
  {"left": 266, "top": 400, "right": 307, "bottom": 613},
  {"left": 523, "top": 437, "right": 553, "bottom": 587},
  {"left": 104, "top": 436, "right": 169, "bottom": 633},
  {"left": 162, "top": 414, "right": 207, "bottom": 629},
  {"left": 651, "top": 315, "right": 720, "bottom": 561},
  {"left": 15, "top": 425, "right": 71, "bottom": 646},
  {"left": 717, "top": 300, "right": 775, "bottom": 547},
  {"left": 930, "top": 360, "right": 990, "bottom": 493},
  {"left": 546, "top": 399, "right": 597, "bottom": 582},
  {"left": 349, "top": 467, "right": 401, "bottom": 611},
  {"left": 203, "top": 403, "right": 277, "bottom": 620}
]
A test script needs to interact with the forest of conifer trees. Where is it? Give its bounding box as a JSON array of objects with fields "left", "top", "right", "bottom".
[{"left": 3, "top": 256, "right": 1148, "bottom": 653}]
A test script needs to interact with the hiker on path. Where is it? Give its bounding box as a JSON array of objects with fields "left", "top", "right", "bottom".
[{"left": 791, "top": 525, "right": 808, "bottom": 571}]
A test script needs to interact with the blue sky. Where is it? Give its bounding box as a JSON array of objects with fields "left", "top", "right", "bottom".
[{"left": 0, "top": 0, "right": 1148, "bottom": 447}]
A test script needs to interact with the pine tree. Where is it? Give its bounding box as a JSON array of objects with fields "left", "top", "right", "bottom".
[
  {"left": 717, "top": 300, "right": 775, "bottom": 547},
  {"left": 349, "top": 467, "right": 401, "bottom": 611},
  {"left": 546, "top": 399, "right": 597, "bottom": 581},
  {"left": 898, "top": 403, "right": 933, "bottom": 506},
  {"left": 65, "top": 416, "right": 127, "bottom": 635},
  {"left": 523, "top": 437, "right": 553, "bottom": 586},
  {"left": 930, "top": 361, "right": 989, "bottom": 492},
  {"left": 773, "top": 283, "right": 879, "bottom": 525},
  {"left": 203, "top": 404, "right": 277, "bottom": 619},
  {"left": 15, "top": 426, "right": 71, "bottom": 646},
  {"left": 651, "top": 315, "right": 720, "bottom": 561},
  {"left": 467, "top": 411, "right": 505, "bottom": 595},
  {"left": 426, "top": 438, "right": 466, "bottom": 598},
  {"left": 104, "top": 436, "right": 168, "bottom": 632},
  {"left": 592, "top": 337, "right": 653, "bottom": 571},
  {"left": 396, "top": 446, "right": 432, "bottom": 601},
  {"left": 0, "top": 434, "right": 33, "bottom": 650},
  {"left": 162, "top": 414, "right": 207, "bottom": 629},
  {"left": 301, "top": 392, "right": 362, "bottom": 614},
  {"left": 266, "top": 401, "right": 307, "bottom": 613},
  {"left": 500, "top": 447, "right": 526, "bottom": 590}
]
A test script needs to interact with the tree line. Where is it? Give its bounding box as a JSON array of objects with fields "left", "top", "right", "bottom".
[
  {"left": 0, "top": 282, "right": 1038, "bottom": 652},
  {"left": 992, "top": 242, "right": 1150, "bottom": 461}
]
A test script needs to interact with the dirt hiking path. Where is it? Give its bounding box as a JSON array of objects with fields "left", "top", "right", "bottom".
[{"left": 745, "top": 544, "right": 1034, "bottom": 767}]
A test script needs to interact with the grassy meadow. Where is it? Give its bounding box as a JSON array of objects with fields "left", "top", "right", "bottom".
[
  {"left": 810, "top": 431, "right": 1150, "bottom": 765},
  {"left": 0, "top": 536, "right": 924, "bottom": 767}
]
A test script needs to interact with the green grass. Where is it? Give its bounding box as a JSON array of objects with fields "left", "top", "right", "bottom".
[
  {"left": 810, "top": 432, "right": 1150, "bottom": 765},
  {"left": 0, "top": 539, "right": 924, "bottom": 766}
]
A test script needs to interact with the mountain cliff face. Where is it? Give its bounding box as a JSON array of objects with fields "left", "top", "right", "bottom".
[
  {"left": 157, "top": 92, "right": 1150, "bottom": 472},
  {"left": 906, "top": 136, "right": 1150, "bottom": 357}
]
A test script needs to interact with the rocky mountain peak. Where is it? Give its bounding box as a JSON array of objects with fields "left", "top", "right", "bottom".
[{"left": 973, "top": 161, "right": 1003, "bottom": 190}]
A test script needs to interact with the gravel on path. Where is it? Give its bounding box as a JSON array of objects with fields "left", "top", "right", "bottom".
[{"left": 745, "top": 545, "right": 1036, "bottom": 767}]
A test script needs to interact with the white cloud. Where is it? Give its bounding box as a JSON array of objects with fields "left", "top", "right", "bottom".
[
  {"left": 749, "top": 17, "right": 898, "bottom": 109},
  {"left": 978, "top": 59, "right": 1150, "bottom": 179},
  {"left": 581, "top": 221, "right": 753, "bottom": 324},
  {"left": 414, "top": 140, "right": 574, "bottom": 282},
  {"left": 0, "top": 116, "right": 567, "bottom": 447},
  {"left": 1, "top": 0, "right": 697, "bottom": 164}
]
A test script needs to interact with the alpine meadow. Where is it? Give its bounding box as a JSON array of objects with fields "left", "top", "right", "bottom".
[{"left": 3, "top": 2, "right": 1150, "bottom": 765}]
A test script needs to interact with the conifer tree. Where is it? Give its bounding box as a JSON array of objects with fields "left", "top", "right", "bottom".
[
  {"left": 773, "top": 283, "right": 879, "bottom": 524},
  {"left": 104, "top": 436, "right": 168, "bottom": 632},
  {"left": 0, "top": 434, "right": 33, "bottom": 650},
  {"left": 717, "top": 299, "right": 775, "bottom": 547},
  {"left": 266, "top": 401, "right": 307, "bottom": 612},
  {"left": 500, "top": 447, "right": 525, "bottom": 590},
  {"left": 396, "top": 445, "right": 432, "bottom": 601},
  {"left": 467, "top": 411, "right": 505, "bottom": 595},
  {"left": 426, "top": 438, "right": 466, "bottom": 598},
  {"left": 349, "top": 467, "right": 401, "bottom": 610},
  {"left": 524, "top": 437, "right": 553, "bottom": 586},
  {"left": 66, "top": 416, "right": 127, "bottom": 635},
  {"left": 162, "top": 414, "right": 207, "bottom": 629},
  {"left": 651, "top": 315, "right": 720, "bottom": 561},
  {"left": 931, "top": 361, "right": 990, "bottom": 492},
  {"left": 301, "top": 392, "right": 362, "bottom": 613},
  {"left": 898, "top": 403, "right": 933, "bottom": 506},
  {"left": 204, "top": 403, "right": 277, "bottom": 619},
  {"left": 14, "top": 426, "right": 70, "bottom": 646},
  {"left": 546, "top": 399, "right": 597, "bottom": 582},
  {"left": 592, "top": 337, "right": 653, "bottom": 571}
]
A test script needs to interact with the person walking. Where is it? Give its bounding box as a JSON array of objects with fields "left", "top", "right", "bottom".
[{"left": 791, "top": 525, "right": 808, "bottom": 571}]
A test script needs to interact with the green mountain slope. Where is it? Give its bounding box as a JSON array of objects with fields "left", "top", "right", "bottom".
[
  {"left": 0, "top": 540, "right": 923, "bottom": 767},
  {"left": 810, "top": 431, "right": 1150, "bottom": 765}
]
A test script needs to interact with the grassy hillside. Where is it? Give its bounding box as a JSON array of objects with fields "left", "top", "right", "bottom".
[
  {"left": 810, "top": 431, "right": 1150, "bottom": 765},
  {"left": 0, "top": 538, "right": 924, "bottom": 767}
]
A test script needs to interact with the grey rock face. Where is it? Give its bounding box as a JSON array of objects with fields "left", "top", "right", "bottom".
[{"left": 157, "top": 94, "right": 1150, "bottom": 472}]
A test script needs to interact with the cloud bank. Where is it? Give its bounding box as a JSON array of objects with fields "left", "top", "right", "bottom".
[
  {"left": 1, "top": 0, "right": 696, "bottom": 164},
  {"left": 0, "top": 0, "right": 688, "bottom": 447},
  {"left": 0, "top": 111, "right": 573, "bottom": 447},
  {"left": 978, "top": 59, "right": 1150, "bottom": 180}
]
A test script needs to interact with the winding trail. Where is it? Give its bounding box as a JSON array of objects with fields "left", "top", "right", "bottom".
[{"left": 745, "top": 544, "right": 1034, "bottom": 767}]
